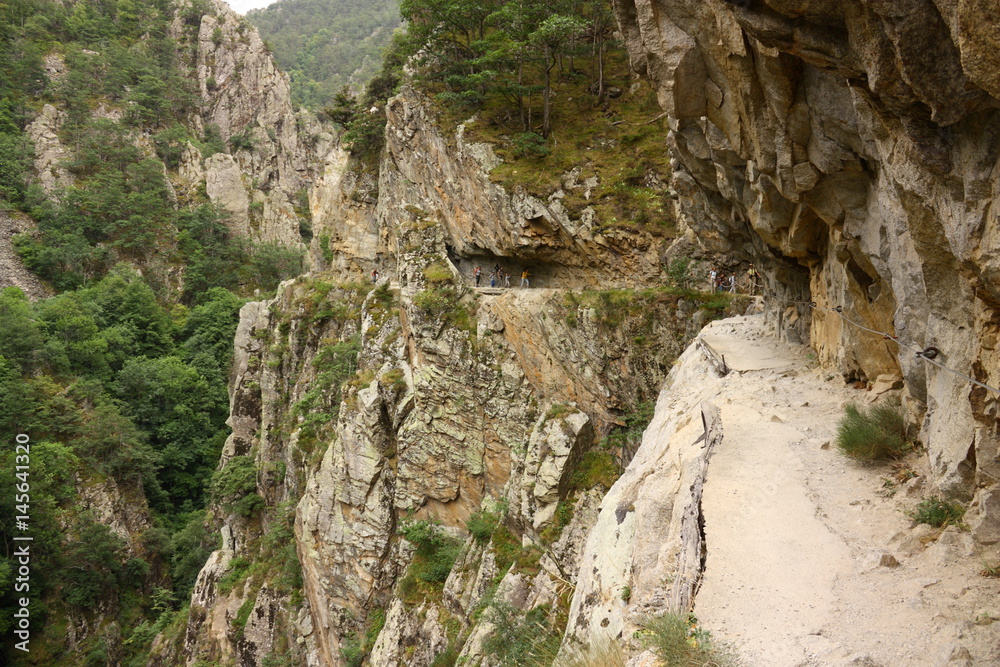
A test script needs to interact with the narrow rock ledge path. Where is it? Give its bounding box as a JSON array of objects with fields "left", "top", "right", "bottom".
[{"left": 692, "top": 317, "right": 1000, "bottom": 667}]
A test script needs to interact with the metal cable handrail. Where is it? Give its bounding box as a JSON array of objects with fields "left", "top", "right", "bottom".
[{"left": 770, "top": 296, "right": 1000, "bottom": 395}]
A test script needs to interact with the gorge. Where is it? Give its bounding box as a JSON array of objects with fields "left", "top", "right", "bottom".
[{"left": 3, "top": 0, "right": 1000, "bottom": 665}]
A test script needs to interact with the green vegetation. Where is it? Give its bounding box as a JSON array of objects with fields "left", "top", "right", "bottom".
[
  {"left": 322, "top": 33, "right": 407, "bottom": 164},
  {"left": 482, "top": 600, "right": 563, "bottom": 666},
  {"left": 380, "top": 367, "right": 407, "bottom": 393},
  {"left": 210, "top": 456, "right": 263, "bottom": 518},
  {"left": 413, "top": 285, "right": 476, "bottom": 333},
  {"left": 665, "top": 257, "right": 695, "bottom": 288},
  {"left": 397, "top": 0, "right": 672, "bottom": 232},
  {"left": 0, "top": 267, "right": 245, "bottom": 662},
  {"left": 639, "top": 612, "right": 740, "bottom": 667},
  {"left": 0, "top": 0, "right": 302, "bottom": 295},
  {"left": 217, "top": 557, "right": 252, "bottom": 596},
  {"left": 339, "top": 607, "right": 387, "bottom": 667},
  {"left": 602, "top": 400, "right": 654, "bottom": 473},
  {"left": 544, "top": 403, "right": 575, "bottom": 423},
  {"left": 836, "top": 400, "right": 909, "bottom": 462},
  {"left": 492, "top": 526, "right": 543, "bottom": 579},
  {"left": 247, "top": 0, "right": 402, "bottom": 109},
  {"left": 539, "top": 500, "right": 574, "bottom": 544},
  {"left": 908, "top": 497, "right": 965, "bottom": 528},
  {"left": 399, "top": 519, "right": 462, "bottom": 584},
  {"left": 570, "top": 450, "right": 619, "bottom": 491},
  {"left": 423, "top": 261, "right": 454, "bottom": 284},
  {"left": 397, "top": 519, "right": 463, "bottom": 606},
  {"left": 0, "top": 0, "right": 351, "bottom": 662},
  {"left": 467, "top": 506, "right": 503, "bottom": 545},
  {"left": 290, "top": 335, "right": 360, "bottom": 464}
]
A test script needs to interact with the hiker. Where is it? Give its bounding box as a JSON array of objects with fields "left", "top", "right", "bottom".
[
  {"left": 489, "top": 271, "right": 497, "bottom": 288},
  {"left": 747, "top": 263, "right": 759, "bottom": 294},
  {"left": 474, "top": 265, "right": 482, "bottom": 287},
  {"left": 520, "top": 269, "right": 531, "bottom": 287},
  {"left": 371, "top": 267, "right": 380, "bottom": 283},
  {"left": 709, "top": 267, "right": 717, "bottom": 292},
  {"left": 503, "top": 269, "right": 511, "bottom": 288},
  {"left": 728, "top": 274, "right": 736, "bottom": 293}
]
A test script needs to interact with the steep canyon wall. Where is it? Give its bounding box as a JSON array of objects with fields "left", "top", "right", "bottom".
[{"left": 611, "top": 0, "right": 1000, "bottom": 522}]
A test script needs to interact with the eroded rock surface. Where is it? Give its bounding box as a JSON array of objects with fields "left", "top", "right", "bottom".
[
  {"left": 566, "top": 315, "right": 1000, "bottom": 665},
  {"left": 611, "top": 0, "right": 1000, "bottom": 523}
]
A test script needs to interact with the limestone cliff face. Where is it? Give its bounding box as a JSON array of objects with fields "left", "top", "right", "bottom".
[
  {"left": 174, "top": 229, "right": 696, "bottom": 665},
  {"left": 20, "top": 0, "right": 348, "bottom": 260},
  {"left": 159, "top": 53, "right": 780, "bottom": 659},
  {"left": 379, "top": 88, "right": 671, "bottom": 288},
  {"left": 169, "top": 0, "right": 342, "bottom": 250},
  {"left": 611, "top": 0, "right": 1000, "bottom": 518}
]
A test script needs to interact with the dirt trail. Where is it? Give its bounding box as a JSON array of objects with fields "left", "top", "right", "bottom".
[{"left": 693, "top": 317, "right": 1000, "bottom": 666}]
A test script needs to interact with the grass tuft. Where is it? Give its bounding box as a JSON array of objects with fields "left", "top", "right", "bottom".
[
  {"left": 423, "top": 262, "right": 454, "bottom": 284},
  {"left": 907, "top": 496, "right": 964, "bottom": 527},
  {"left": 640, "top": 613, "right": 741, "bottom": 667},
  {"left": 836, "top": 399, "right": 908, "bottom": 461}
]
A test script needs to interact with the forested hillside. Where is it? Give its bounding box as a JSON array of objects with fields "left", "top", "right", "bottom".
[
  {"left": 247, "top": 0, "right": 401, "bottom": 108},
  {"left": 0, "top": 0, "right": 309, "bottom": 662}
]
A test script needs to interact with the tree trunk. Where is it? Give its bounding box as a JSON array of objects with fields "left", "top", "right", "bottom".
[
  {"left": 598, "top": 32, "right": 605, "bottom": 101},
  {"left": 543, "top": 46, "right": 553, "bottom": 138},
  {"left": 518, "top": 60, "right": 528, "bottom": 132}
]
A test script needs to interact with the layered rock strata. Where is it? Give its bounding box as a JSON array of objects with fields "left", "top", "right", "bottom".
[{"left": 168, "top": 206, "right": 701, "bottom": 664}]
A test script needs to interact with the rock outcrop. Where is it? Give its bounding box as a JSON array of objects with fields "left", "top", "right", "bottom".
[
  {"left": 168, "top": 0, "right": 341, "bottom": 249},
  {"left": 168, "top": 205, "right": 706, "bottom": 664},
  {"left": 0, "top": 210, "right": 50, "bottom": 300},
  {"left": 610, "top": 0, "right": 1000, "bottom": 519},
  {"left": 379, "top": 88, "right": 671, "bottom": 288},
  {"left": 21, "top": 0, "right": 354, "bottom": 265}
]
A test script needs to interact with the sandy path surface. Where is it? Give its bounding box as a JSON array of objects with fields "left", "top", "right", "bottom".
[{"left": 693, "top": 317, "right": 1000, "bottom": 666}]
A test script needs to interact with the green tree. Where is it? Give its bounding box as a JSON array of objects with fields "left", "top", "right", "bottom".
[
  {"left": 61, "top": 518, "right": 127, "bottom": 607},
  {"left": 116, "top": 355, "right": 228, "bottom": 512},
  {"left": 76, "top": 397, "right": 160, "bottom": 484},
  {"left": 180, "top": 287, "right": 245, "bottom": 370},
  {"left": 169, "top": 511, "right": 217, "bottom": 598},
  {"left": 530, "top": 13, "right": 586, "bottom": 137},
  {"left": 247, "top": 0, "right": 402, "bottom": 108},
  {"left": 0, "top": 286, "right": 42, "bottom": 372},
  {"left": 0, "top": 130, "right": 32, "bottom": 205}
]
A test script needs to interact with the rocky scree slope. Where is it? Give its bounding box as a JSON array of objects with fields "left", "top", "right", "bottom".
[{"left": 610, "top": 0, "right": 1000, "bottom": 542}]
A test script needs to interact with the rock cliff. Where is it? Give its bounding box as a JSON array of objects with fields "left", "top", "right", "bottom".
[
  {"left": 169, "top": 0, "right": 341, "bottom": 249},
  {"left": 18, "top": 0, "right": 354, "bottom": 261},
  {"left": 160, "top": 81, "right": 734, "bottom": 659},
  {"left": 167, "top": 222, "right": 709, "bottom": 664},
  {"left": 610, "top": 0, "right": 1000, "bottom": 531},
  {"left": 154, "top": 2, "right": 1000, "bottom": 664},
  {"left": 378, "top": 89, "right": 672, "bottom": 288}
]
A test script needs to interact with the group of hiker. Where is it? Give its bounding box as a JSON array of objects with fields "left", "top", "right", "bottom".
[
  {"left": 369, "top": 264, "right": 533, "bottom": 287},
  {"left": 708, "top": 263, "right": 760, "bottom": 294},
  {"left": 474, "top": 264, "right": 531, "bottom": 288}
]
